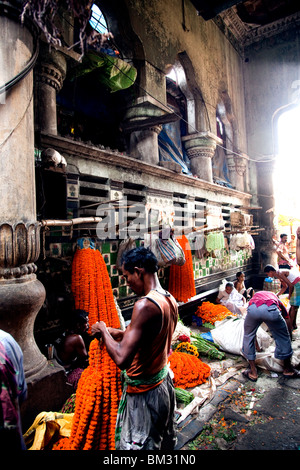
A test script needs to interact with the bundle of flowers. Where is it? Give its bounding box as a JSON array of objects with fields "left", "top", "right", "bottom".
[
  {"left": 171, "top": 320, "right": 191, "bottom": 344},
  {"left": 178, "top": 334, "right": 190, "bottom": 343},
  {"left": 175, "top": 341, "right": 199, "bottom": 357},
  {"left": 191, "top": 333, "right": 226, "bottom": 360},
  {"left": 168, "top": 235, "right": 196, "bottom": 303},
  {"left": 55, "top": 242, "right": 122, "bottom": 450},
  {"left": 195, "top": 301, "right": 234, "bottom": 325},
  {"left": 175, "top": 387, "right": 194, "bottom": 406},
  {"left": 168, "top": 351, "right": 211, "bottom": 389}
]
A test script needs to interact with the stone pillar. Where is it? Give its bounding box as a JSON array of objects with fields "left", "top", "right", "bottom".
[
  {"left": 0, "top": 223, "right": 47, "bottom": 378},
  {"left": 34, "top": 42, "right": 67, "bottom": 135},
  {"left": 129, "top": 125, "right": 162, "bottom": 165},
  {"left": 123, "top": 96, "right": 175, "bottom": 165},
  {"left": 226, "top": 153, "right": 248, "bottom": 192},
  {"left": 182, "top": 132, "right": 221, "bottom": 182},
  {"left": 0, "top": 5, "right": 70, "bottom": 430},
  {"left": 256, "top": 159, "right": 277, "bottom": 269}
]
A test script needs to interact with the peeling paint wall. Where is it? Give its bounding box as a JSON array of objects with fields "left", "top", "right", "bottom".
[{"left": 124, "top": 0, "right": 247, "bottom": 150}]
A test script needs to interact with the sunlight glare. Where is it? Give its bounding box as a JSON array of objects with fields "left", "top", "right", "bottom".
[{"left": 274, "top": 105, "right": 300, "bottom": 218}]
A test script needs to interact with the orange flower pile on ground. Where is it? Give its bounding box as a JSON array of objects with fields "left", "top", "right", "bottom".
[
  {"left": 195, "top": 301, "right": 234, "bottom": 325},
  {"left": 168, "top": 351, "right": 211, "bottom": 389},
  {"left": 55, "top": 245, "right": 122, "bottom": 450},
  {"left": 168, "top": 235, "right": 196, "bottom": 303}
]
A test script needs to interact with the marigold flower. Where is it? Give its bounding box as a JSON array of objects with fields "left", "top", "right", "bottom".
[
  {"left": 55, "top": 245, "right": 122, "bottom": 450},
  {"left": 168, "top": 351, "right": 211, "bottom": 389},
  {"left": 195, "top": 301, "right": 235, "bottom": 325},
  {"left": 168, "top": 235, "right": 196, "bottom": 302}
]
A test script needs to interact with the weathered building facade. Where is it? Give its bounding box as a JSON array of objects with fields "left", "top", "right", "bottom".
[{"left": 1, "top": 0, "right": 300, "bottom": 426}]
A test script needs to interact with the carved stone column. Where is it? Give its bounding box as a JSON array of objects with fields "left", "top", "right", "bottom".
[
  {"left": 123, "top": 96, "right": 177, "bottom": 166},
  {"left": 129, "top": 125, "right": 162, "bottom": 165},
  {"left": 226, "top": 152, "right": 248, "bottom": 192},
  {"left": 182, "top": 132, "right": 221, "bottom": 182},
  {"left": 34, "top": 42, "right": 67, "bottom": 135},
  {"left": 0, "top": 5, "right": 70, "bottom": 430},
  {"left": 0, "top": 222, "right": 47, "bottom": 378}
]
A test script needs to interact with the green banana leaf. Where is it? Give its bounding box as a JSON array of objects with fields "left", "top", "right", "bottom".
[{"left": 69, "top": 51, "right": 137, "bottom": 92}]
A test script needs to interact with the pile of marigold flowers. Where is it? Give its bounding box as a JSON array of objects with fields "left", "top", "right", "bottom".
[
  {"left": 53, "top": 242, "right": 122, "bottom": 450},
  {"left": 168, "top": 235, "right": 196, "bottom": 303},
  {"left": 195, "top": 301, "right": 235, "bottom": 325},
  {"left": 168, "top": 351, "right": 211, "bottom": 389}
]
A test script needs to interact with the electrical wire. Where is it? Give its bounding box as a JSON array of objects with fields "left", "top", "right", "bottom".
[
  {"left": 56, "top": 7, "right": 276, "bottom": 163},
  {"left": 0, "top": 2, "right": 39, "bottom": 96},
  {"left": 92, "top": 51, "right": 276, "bottom": 164},
  {"left": 4, "top": 4, "right": 276, "bottom": 164}
]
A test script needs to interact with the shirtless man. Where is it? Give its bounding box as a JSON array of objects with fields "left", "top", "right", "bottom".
[
  {"left": 273, "top": 233, "right": 293, "bottom": 269},
  {"left": 91, "top": 247, "right": 178, "bottom": 450}
]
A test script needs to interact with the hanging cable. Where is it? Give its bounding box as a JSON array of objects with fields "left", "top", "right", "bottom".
[
  {"left": 0, "top": 2, "right": 39, "bottom": 96},
  {"left": 41, "top": 6, "right": 277, "bottom": 164}
]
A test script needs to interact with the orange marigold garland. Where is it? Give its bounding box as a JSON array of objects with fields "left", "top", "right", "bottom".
[
  {"left": 57, "top": 241, "right": 122, "bottom": 450},
  {"left": 71, "top": 245, "right": 120, "bottom": 331},
  {"left": 168, "top": 235, "right": 196, "bottom": 303},
  {"left": 195, "top": 301, "right": 235, "bottom": 325},
  {"left": 168, "top": 351, "right": 211, "bottom": 389},
  {"left": 66, "top": 339, "right": 122, "bottom": 450}
]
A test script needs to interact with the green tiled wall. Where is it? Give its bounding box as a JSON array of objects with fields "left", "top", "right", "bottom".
[
  {"left": 94, "top": 240, "right": 252, "bottom": 299},
  {"left": 46, "top": 237, "right": 252, "bottom": 301}
]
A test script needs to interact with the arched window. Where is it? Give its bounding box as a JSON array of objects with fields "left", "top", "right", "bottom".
[
  {"left": 157, "top": 64, "right": 190, "bottom": 174},
  {"left": 89, "top": 4, "right": 108, "bottom": 34},
  {"left": 273, "top": 104, "right": 300, "bottom": 224}
]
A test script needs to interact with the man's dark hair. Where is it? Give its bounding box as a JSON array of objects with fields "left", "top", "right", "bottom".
[
  {"left": 121, "top": 247, "right": 158, "bottom": 274},
  {"left": 226, "top": 282, "right": 234, "bottom": 288},
  {"left": 280, "top": 234, "right": 287, "bottom": 239},
  {"left": 71, "top": 309, "right": 88, "bottom": 326},
  {"left": 264, "top": 264, "right": 276, "bottom": 273}
]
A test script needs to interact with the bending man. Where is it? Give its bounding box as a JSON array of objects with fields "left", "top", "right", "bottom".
[
  {"left": 242, "top": 291, "right": 299, "bottom": 381},
  {"left": 91, "top": 247, "right": 178, "bottom": 450}
]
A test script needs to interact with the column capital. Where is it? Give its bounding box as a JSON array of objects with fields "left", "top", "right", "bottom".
[
  {"left": 0, "top": 221, "right": 41, "bottom": 280},
  {"left": 122, "top": 96, "right": 178, "bottom": 132},
  {"left": 182, "top": 132, "right": 222, "bottom": 182},
  {"left": 35, "top": 44, "right": 67, "bottom": 92},
  {"left": 182, "top": 131, "right": 222, "bottom": 150}
]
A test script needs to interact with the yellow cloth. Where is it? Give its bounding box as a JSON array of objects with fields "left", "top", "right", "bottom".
[{"left": 23, "top": 411, "right": 74, "bottom": 450}]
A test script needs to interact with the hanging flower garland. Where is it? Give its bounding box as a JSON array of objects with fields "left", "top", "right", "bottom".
[
  {"left": 65, "top": 338, "right": 121, "bottom": 450},
  {"left": 168, "top": 351, "right": 211, "bottom": 389},
  {"left": 55, "top": 239, "right": 122, "bottom": 450},
  {"left": 71, "top": 241, "right": 120, "bottom": 331},
  {"left": 168, "top": 235, "right": 196, "bottom": 303},
  {"left": 195, "top": 301, "right": 234, "bottom": 325}
]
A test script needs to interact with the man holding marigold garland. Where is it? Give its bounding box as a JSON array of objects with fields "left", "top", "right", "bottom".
[{"left": 91, "top": 246, "right": 178, "bottom": 450}]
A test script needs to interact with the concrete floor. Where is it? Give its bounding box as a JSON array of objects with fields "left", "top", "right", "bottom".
[{"left": 175, "top": 319, "right": 300, "bottom": 451}]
